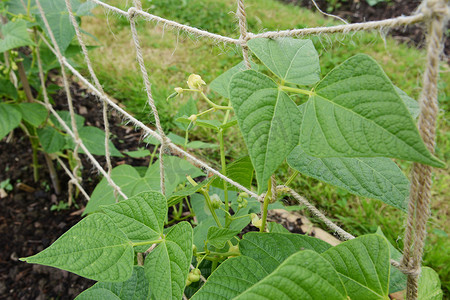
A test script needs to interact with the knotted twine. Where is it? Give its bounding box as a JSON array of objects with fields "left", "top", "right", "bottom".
[{"left": 400, "top": 0, "right": 449, "bottom": 298}]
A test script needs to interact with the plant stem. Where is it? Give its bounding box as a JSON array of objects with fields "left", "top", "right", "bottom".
[
  {"left": 16, "top": 60, "right": 34, "bottom": 102},
  {"left": 260, "top": 179, "right": 272, "bottom": 232},
  {"left": 284, "top": 170, "right": 299, "bottom": 187},
  {"left": 219, "top": 129, "right": 228, "bottom": 209},
  {"left": 200, "top": 189, "right": 222, "bottom": 228},
  {"left": 279, "top": 85, "right": 314, "bottom": 96},
  {"left": 44, "top": 153, "right": 61, "bottom": 195},
  {"left": 199, "top": 91, "right": 232, "bottom": 110}
]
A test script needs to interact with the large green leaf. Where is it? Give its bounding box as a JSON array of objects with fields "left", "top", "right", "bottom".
[
  {"left": 0, "top": 20, "right": 35, "bottom": 52},
  {"left": 75, "top": 266, "right": 151, "bottom": 300},
  {"left": 418, "top": 267, "right": 443, "bottom": 300},
  {"left": 321, "top": 234, "right": 390, "bottom": 299},
  {"left": 247, "top": 38, "right": 320, "bottom": 85},
  {"left": 235, "top": 250, "right": 347, "bottom": 299},
  {"left": 300, "top": 54, "right": 444, "bottom": 167},
  {"left": 0, "top": 78, "right": 18, "bottom": 100},
  {"left": 239, "top": 232, "right": 332, "bottom": 274},
  {"left": 21, "top": 214, "right": 134, "bottom": 282},
  {"left": 35, "top": 0, "right": 76, "bottom": 53},
  {"left": 66, "top": 126, "right": 123, "bottom": 157},
  {"left": 50, "top": 110, "right": 85, "bottom": 131},
  {"left": 192, "top": 256, "right": 269, "bottom": 300},
  {"left": 86, "top": 156, "right": 204, "bottom": 214},
  {"left": 375, "top": 227, "right": 406, "bottom": 293},
  {"left": 207, "top": 227, "right": 240, "bottom": 249},
  {"left": 230, "top": 70, "right": 302, "bottom": 192},
  {"left": 287, "top": 145, "right": 410, "bottom": 211},
  {"left": 211, "top": 156, "right": 254, "bottom": 191},
  {"left": 144, "top": 222, "right": 193, "bottom": 300},
  {"left": 37, "top": 125, "right": 66, "bottom": 153},
  {"left": 144, "top": 155, "right": 205, "bottom": 197},
  {"left": 0, "top": 103, "right": 21, "bottom": 140},
  {"left": 102, "top": 191, "right": 167, "bottom": 252},
  {"left": 210, "top": 61, "right": 257, "bottom": 99},
  {"left": 85, "top": 165, "right": 159, "bottom": 214},
  {"left": 17, "top": 103, "right": 47, "bottom": 127}
]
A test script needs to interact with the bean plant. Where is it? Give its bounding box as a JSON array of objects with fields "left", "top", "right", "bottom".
[
  {"left": 0, "top": 0, "right": 110, "bottom": 201},
  {"left": 20, "top": 37, "right": 445, "bottom": 299}
]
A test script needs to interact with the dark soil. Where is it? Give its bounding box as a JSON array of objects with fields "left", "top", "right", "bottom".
[
  {"left": 0, "top": 82, "right": 152, "bottom": 300},
  {"left": 280, "top": 0, "right": 449, "bottom": 61}
]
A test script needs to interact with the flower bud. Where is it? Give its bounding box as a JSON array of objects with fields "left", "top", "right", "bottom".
[
  {"left": 187, "top": 74, "right": 206, "bottom": 90},
  {"left": 188, "top": 272, "right": 200, "bottom": 283},
  {"left": 188, "top": 114, "right": 197, "bottom": 122},
  {"left": 174, "top": 87, "right": 183, "bottom": 94}
]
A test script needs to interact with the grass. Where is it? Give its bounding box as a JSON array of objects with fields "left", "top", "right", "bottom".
[{"left": 78, "top": 0, "right": 449, "bottom": 295}]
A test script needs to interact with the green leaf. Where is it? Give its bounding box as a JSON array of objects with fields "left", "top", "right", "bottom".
[
  {"left": 210, "top": 61, "right": 257, "bottom": 99},
  {"left": 207, "top": 227, "right": 240, "bottom": 249},
  {"left": 17, "top": 103, "right": 47, "bottom": 127},
  {"left": 0, "top": 20, "right": 35, "bottom": 52},
  {"left": 267, "top": 222, "right": 290, "bottom": 233},
  {"left": 230, "top": 70, "right": 302, "bottom": 192},
  {"left": 395, "top": 86, "right": 420, "bottom": 119},
  {"left": 212, "top": 156, "right": 254, "bottom": 191},
  {"left": 234, "top": 250, "right": 347, "bottom": 300},
  {"left": 239, "top": 232, "right": 332, "bottom": 274},
  {"left": 50, "top": 110, "right": 85, "bottom": 131},
  {"left": 144, "top": 222, "right": 193, "bottom": 300},
  {"left": 191, "top": 256, "right": 269, "bottom": 300},
  {"left": 102, "top": 191, "right": 167, "bottom": 252},
  {"left": 186, "top": 140, "right": 218, "bottom": 149},
  {"left": 75, "top": 266, "right": 151, "bottom": 300},
  {"left": 375, "top": 227, "right": 406, "bottom": 293},
  {"left": 174, "top": 98, "right": 197, "bottom": 131},
  {"left": 66, "top": 126, "right": 123, "bottom": 157},
  {"left": 300, "top": 54, "right": 444, "bottom": 167},
  {"left": 21, "top": 214, "right": 134, "bottom": 282},
  {"left": 0, "top": 78, "right": 18, "bottom": 100},
  {"left": 86, "top": 156, "right": 204, "bottom": 214},
  {"left": 196, "top": 119, "right": 222, "bottom": 131},
  {"left": 321, "top": 234, "right": 390, "bottom": 299},
  {"left": 75, "top": 289, "right": 120, "bottom": 299},
  {"left": 247, "top": 38, "right": 320, "bottom": 85},
  {"left": 287, "top": 145, "right": 410, "bottom": 211},
  {"left": 37, "top": 125, "right": 66, "bottom": 153},
  {"left": 167, "top": 179, "right": 210, "bottom": 207},
  {"left": 418, "top": 267, "right": 443, "bottom": 300},
  {"left": 36, "top": 0, "right": 76, "bottom": 53},
  {"left": 124, "top": 148, "right": 152, "bottom": 158},
  {"left": 85, "top": 165, "right": 159, "bottom": 214},
  {"left": 145, "top": 155, "right": 205, "bottom": 196},
  {"left": 0, "top": 103, "right": 21, "bottom": 140}
]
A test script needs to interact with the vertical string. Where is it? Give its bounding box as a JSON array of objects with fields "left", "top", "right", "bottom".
[
  {"left": 401, "top": 0, "right": 448, "bottom": 298},
  {"left": 35, "top": 0, "right": 83, "bottom": 188},
  {"left": 128, "top": 7, "right": 168, "bottom": 195},
  {"left": 236, "top": 0, "right": 251, "bottom": 69},
  {"left": 64, "top": 0, "right": 120, "bottom": 201}
]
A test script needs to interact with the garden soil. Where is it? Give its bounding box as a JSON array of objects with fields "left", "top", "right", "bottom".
[{"left": 0, "top": 1, "right": 442, "bottom": 298}]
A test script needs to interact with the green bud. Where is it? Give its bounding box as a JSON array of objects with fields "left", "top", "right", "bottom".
[{"left": 188, "top": 272, "right": 200, "bottom": 283}]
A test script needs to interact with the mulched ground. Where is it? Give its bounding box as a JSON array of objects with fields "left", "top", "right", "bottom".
[{"left": 1, "top": 1, "right": 446, "bottom": 299}]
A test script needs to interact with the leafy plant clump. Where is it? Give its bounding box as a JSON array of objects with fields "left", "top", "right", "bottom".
[{"left": 21, "top": 36, "right": 445, "bottom": 299}]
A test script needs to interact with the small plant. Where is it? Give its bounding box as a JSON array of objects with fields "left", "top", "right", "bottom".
[
  {"left": 20, "top": 37, "right": 445, "bottom": 299},
  {"left": 0, "top": 0, "right": 97, "bottom": 199}
]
